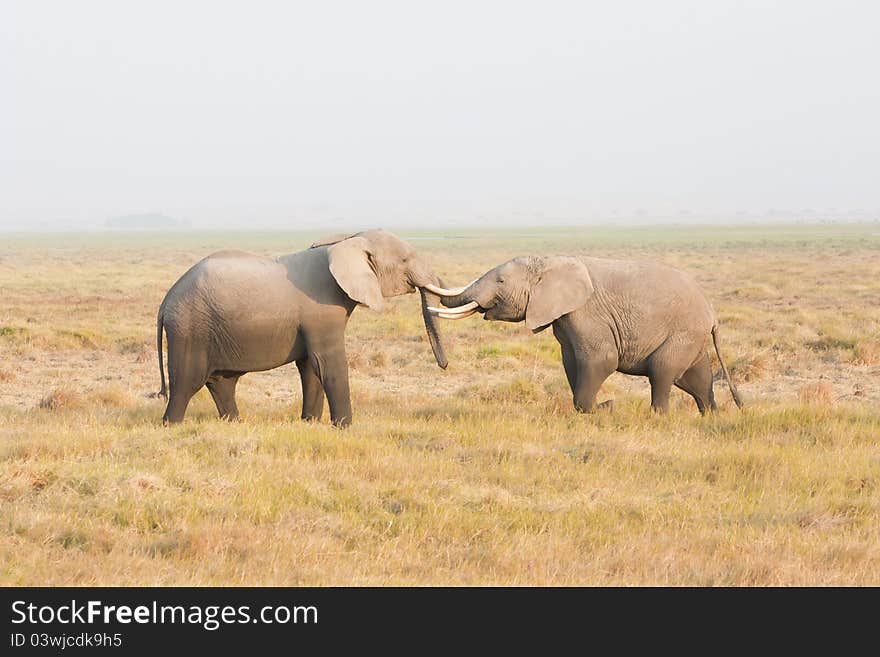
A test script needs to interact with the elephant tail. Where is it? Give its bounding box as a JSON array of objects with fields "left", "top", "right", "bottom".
[
  {"left": 156, "top": 307, "right": 167, "bottom": 399},
  {"left": 712, "top": 324, "right": 742, "bottom": 409}
]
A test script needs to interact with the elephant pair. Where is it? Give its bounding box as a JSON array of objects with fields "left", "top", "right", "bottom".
[{"left": 156, "top": 230, "right": 740, "bottom": 425}]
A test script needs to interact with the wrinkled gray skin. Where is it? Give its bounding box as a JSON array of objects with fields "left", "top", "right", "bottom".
[
  {"left": 438, "top": 255, "right": 742, "bottom": 414},
  {"left": 157, "top": 229, "right": 448, "bottom": 426}
]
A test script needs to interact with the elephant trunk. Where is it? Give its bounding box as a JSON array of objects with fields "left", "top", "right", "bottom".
[
  {"left": 422, "top": 276, "right": 487, "bottom": 321},
  {"left": 441, "top": 290, "right": 470, "bottom": 308},
  {"left": 419, "top": 286, "right": 448, "bottom": 369},
  {"left": 439, "top": 276, "right": 485, "bottom": 309},
  {"left": 410, "top": 264, "right": 450, "bottom": 369}
]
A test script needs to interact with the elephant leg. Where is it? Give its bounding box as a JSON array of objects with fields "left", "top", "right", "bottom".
[
  {"left": 648, "top": 344, "right": 691, "bottom": 414},
  {"left": 648, "top": 371, "right": 675, "bottom": 414},
  {"left": 163, "top": 340, "right": 208, "bottom": 424},
  {"left": 296, "top": 357, "right": 325, "bottom": 421},
  {"left": 311, "top": 346, "right": 352, "bottom": 428},
  {"left": 164, "top": 387, "right": 199, "bottom": 424},
  {"left": 674, "top": 353, "right": 716, "bottom": 415},
  {"left": 560, "top": 341, "right": 578, "bottom": 392},
  {"left": 206, "top": 372, "right": 241, "bottom": 420},
  {"left": 571, "top": 352, "right": 617, "bottom": 413}
]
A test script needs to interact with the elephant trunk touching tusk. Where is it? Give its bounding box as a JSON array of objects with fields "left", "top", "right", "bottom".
[{"left": 423, "top": 279, "right": 478, "bottom": 297}]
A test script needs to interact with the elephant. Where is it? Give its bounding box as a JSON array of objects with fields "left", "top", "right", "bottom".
[
  {"left": 426, "top": 255, "right": 743, "bottom": 414},
  {"left": 156, "top": 229, "right": 454, "bottom": 426}
]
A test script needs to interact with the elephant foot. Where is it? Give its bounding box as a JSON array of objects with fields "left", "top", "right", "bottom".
[
  {"left": 573, "top": 398, "right": 615, "bottom": 414},
  {"left": 331, "top": 416, "right": 352, "bottom": 429}
]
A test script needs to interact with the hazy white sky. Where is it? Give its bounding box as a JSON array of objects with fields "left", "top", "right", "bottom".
[{"left": 2, "top": 0, "right": 879, "bottom": 229}]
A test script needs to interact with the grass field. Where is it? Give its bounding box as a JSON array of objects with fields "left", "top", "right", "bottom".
[{"left": 1, "top": 222, "right": 879, "bottom": 585}]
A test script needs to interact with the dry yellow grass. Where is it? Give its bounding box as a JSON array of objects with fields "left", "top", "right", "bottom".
[
  {"left": 855, "top": 341, "right": 880, "bottom": 366},
  {"left": 38, "top": 387, "right": 86, "bottom": 411},
  {"left": 799, "top": 382, "right": 835, "bottom": 406},
  {"left": 1, "top": 223, "right": 879, "bottom": 585}
]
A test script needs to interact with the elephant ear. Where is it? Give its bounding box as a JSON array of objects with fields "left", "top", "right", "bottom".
[
  {"left": 525, "top": 257, "right": 594, "bottom": 332},
  {"left": 327, "top": 236, "right": 386, "bottom": 312},
  {"left": 310, "top": 232, "right": 359, "bottom": 249}
]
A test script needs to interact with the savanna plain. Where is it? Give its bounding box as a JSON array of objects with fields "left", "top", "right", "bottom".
[{"left": 1, "top": 223, "right": 879, "bottom": 585}]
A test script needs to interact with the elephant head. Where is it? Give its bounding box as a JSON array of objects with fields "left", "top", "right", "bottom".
[
  {"left": 315, "top": 229, "right": 449, "bottom": 368},
  {"left": 426, "top": 256, "right": 594, "bottom": 333}
]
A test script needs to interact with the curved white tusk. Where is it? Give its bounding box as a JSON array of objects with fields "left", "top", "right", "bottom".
[
  {"left": 423, "top": 283, "right": 467, "bottom": 296},
  {"left": 434, "top": 309, "right": 477, "bottom": 320},
  {"left": 428, "top": 301, "right": 479, "bottom": 314},
  {"left": 423, "top": 279, "right": 478, "bottom": 297}
]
